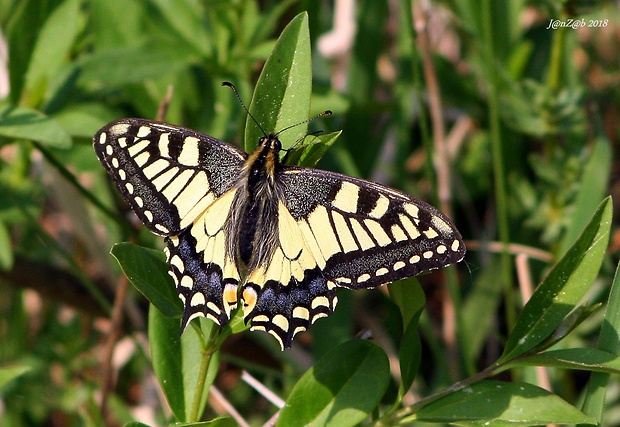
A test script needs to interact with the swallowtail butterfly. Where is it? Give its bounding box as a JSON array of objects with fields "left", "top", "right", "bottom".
[{"left": 94, "top": 113, "right": 465, "bottom": 349}]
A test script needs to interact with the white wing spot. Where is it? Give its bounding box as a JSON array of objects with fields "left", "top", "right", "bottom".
[
  {"left": 125, "top": 182, "right": 134, "bottom": 194},
  {"left": 335, "top": 277, "right": 352, "bottom": 285},
  {"left": 105, "top": 144, "right": 113, "bottom": 155},
  {"left": 272, "top": 314, "right": 289, "bottom": 332},
  {"left": 376, "top": 267, "right": 389, "bottom": 276},
  {"left": 451, "top": 240, "right": 460, "bottom": 251},
  {"left": 431, "top": 215, "right": 452, "bottom": 235},
  {"left": 410, "top": 255, "right": 421, "bottom": 264},
  {"left": 158, "top": 133, "right": 170, "bottom": 157},
  {"left": 394, "top": 261, "right": 406, "bottom": 270},
  {"left": 436, "top": 245, "right": 447, "bottom": 254},
  {"left": 118, "top": 169, "right": 126, "bottom": 181},
  {"left": 134, "top": 196, "right": 144, "bottom": 208},
  {"left": 369, "top": 194, "right": 390, "bottom": 219},
  {"left": 358, "top": 273, "right": 371, "bottom": 283},
  {"left": 332, "top": 182, "right": 359, "bottom": 213},
  {"left": 170, "top": 255, "right": 184, "bottom": 273},
  {"left": 111, "top": 157, "right": 119, "bottom": 168},
  {"left": 144, "top": 210, "right": 153, "bottom": 222},
  {"left": 293, "top": 306, "right": 310, "bottom": 320},
  {"left": 137, "top": 126, "right": 151, "bottom": 138},
  {"left": 110, "top": 123, "right": 130, "bottom": 136},
  {"left": 424, "top": 228, "right": 439, "bottom": 239},
  {"left": 423, "top": 250, "right": 433, "bottom": 259},
  {"left": 178, "top": 136, "right": 201, "bottom": 166},
  {"left": 155, "top": 224, "right": 170, "bottom": 234},
  {"left": 98, "top": 133, "right": 107, "bottom": 144},
  {"left": 404, "top": 204, "right": 420, "bottom": 218},
  {"left": 311, "top": 296, "right": 330, "bottom": 309},
  {"left": 207, "top": 302, "right": 221, "bottom": 314},
  {"left": 190, "top": 292, "right": 206, "bottom": 307},
  {"left": 180, "top": 275, "right": 193, "bottom": 289}
]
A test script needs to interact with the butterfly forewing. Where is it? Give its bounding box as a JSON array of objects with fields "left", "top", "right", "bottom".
[{"left": 94, "top": 119, "right": 247, "bottom": 235}]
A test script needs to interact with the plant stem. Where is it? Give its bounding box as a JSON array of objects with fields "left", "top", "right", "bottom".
[
  {"left": 481, "top": 0, "right": 515, "bottom": 330},
  {"left": 188, "top": 327, "right": 219, "bottom": 422}
]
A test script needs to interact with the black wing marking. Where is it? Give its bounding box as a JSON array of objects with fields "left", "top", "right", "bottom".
[{"left": 94, "top": 118, "right": 247, "bottom": 236}]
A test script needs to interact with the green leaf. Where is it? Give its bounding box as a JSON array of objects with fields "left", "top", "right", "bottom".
[
  {"left": 24, "top": 0, "right": 81, "bottom": 100},
  {"left": 284, "top": 131, "right": 341, "bottom": 167},
  {"left": 508, "top": 348, "right": 620, "bottom": 374},
  {"left": 500, "top": 197, "right": 612, "bottom": 362},
  {"left": 389, "top": 280, "right": 425, "bottom": 397},
  {"left": 110, "top": 242, "right": 182, "bottom": 318},
  {"left": 579, "top": 258, "right": 620, "bottom": 425},
  {"left": 0, "top": 104, "right": 71, "bottom": 148},
  {"left": 279, "top": 340, "right": 390, "bottom": 427},
  {"left": 559, "top": 131, "right": 612, "bottom": 255},
  {"left": 149, "top": 309, "right": 218, "bottom": 422},
  {"left": 245, "top": 12, "right": 311, "bottom": 151},
  {"left": 0, "top": 364, "right": 31, "bottom": 390},
  {"left": 412, "top": 381, "right": 596, "bottom": 426},
  {"left": 389, "top": 278, "right": 425, "bottom": 331}
]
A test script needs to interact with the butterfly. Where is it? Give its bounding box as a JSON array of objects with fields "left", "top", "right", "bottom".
[{"left": 94, "top": 115, "right": 465, "bottom": 349}]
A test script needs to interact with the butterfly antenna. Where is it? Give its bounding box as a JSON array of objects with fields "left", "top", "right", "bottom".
[
  {"left": 222, "top": 81, "right": 268, "bottom": 136},
  {"left": 275, "top": 110, "right": 333, "bottom": 137}
]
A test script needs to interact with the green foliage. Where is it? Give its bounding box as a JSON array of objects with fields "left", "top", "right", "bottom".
[{"left": 1, "top": 0, "right": 619, "bottom": 426}]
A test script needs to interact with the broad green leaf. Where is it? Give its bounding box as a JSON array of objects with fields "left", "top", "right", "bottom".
[
  {"left": 500, "top": 197, "right": 611, "bottom": 362},
  {"left": 0, "top": 364, "right": 31, "bottom": 390},
  {"left": 110, "top": 242, "right": 182, "bottom": 317},
  {"left": 284, "top": 131, "right": 341, "bottom": 167},
  {"left": 579, "top": 258, "right": 620, "bottom": 425},
  {"left": 0, "top": 104, "right": 71, "bottom": 148},
  {"left": 508, "top": 348, "right": 620, "bottom": 374},
  {"left": 398, "top": 309, "right": 423, "bottom": 398},
  {"left": 149, "top": 308, "right": 217, "bottom": 422},
  {"left": 245, "top": 12, "right": 311, "bottom": 151},
  {"left": 53, "top": 103, "right": 117, "bottom": 138},
  {"left": 559, "top": 131, "right": 611, "bottom": 255},
  {"left": 389, "top": 280, "right": 425, "bottom": 397},
  {"left": 279, "top": 340, "right": 390, "bottom": 427},
  {"left": 388, "top": 278, "right": 425, "bottom": 332},
  {"left": 24, "top": 0, "right": 81, "bottom": 101},
  {"left": 411, "top": 381, "right": 597, "bottom": 426}
]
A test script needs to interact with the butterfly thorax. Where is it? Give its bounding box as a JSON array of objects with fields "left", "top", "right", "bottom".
[{"left": 226, "top": 134, "right": 286, "bottom": 271}]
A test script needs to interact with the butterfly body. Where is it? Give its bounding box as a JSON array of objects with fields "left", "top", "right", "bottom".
[{"left": 95, "top": 118, "right": 465, "bottom": 349}]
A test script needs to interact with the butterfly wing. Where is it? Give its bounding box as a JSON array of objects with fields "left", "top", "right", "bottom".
[
  {"left": 241, "top": 167, "right": 465, "bottom": 348},
  {"left": 94, "top": 118, "right": 247, "bottom": 235},
  {"left": 94, "top": 119, "right": 247, "bottom": 326}
]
